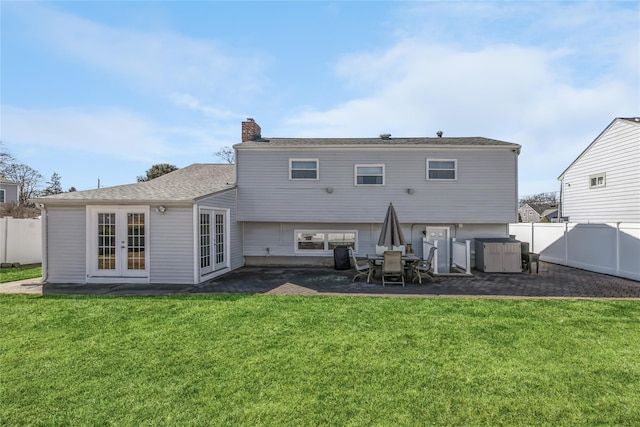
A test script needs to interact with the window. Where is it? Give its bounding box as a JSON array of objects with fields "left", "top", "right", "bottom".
[
  {"left": 0, "top": 189, "right": 4, "bottom": 203},
  {"left": 355, "top": 164, "right": 384, "bottom": 185},
  {"left": 589, "top": 173, "right": 606, "bottom": 189},
  {"left": 295, "top": 230, "right": 357, "bottom": 253},
  {"left": 427, "top": 159, "right": 456, "bottom": 180},
  {"left": 290, "top": 159, "right": 319, "bottom": 180}
]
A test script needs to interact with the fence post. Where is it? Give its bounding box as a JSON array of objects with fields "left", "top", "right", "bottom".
[
  {"left": 564, "top": 222, "right": 569, "bottom": 265},
  {"left": 616, "top": 222, "right": 621, "bottom": 277},
  {"left": 1, "top": 216, "right": 7, "bottom": 264},
  {"left": 465, "top": 240, "right": 471, "bottom": 275},
  {"left": 433, "top": 240, "right": 439, "bottom": 275}
]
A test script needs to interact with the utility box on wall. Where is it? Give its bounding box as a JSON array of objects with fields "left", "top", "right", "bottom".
[{"left": 475, "top": 238, "right": 521, "bottom": 273}]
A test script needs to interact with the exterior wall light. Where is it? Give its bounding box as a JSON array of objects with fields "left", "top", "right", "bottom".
[
  {"left": 326, "top": 187, "right": 333, "bottom": 193},
  {"left": 156, "top": 205, "right": 167, "bottom": 214},
  {"left": 407, "top": 188, "right": 415, "bottom": 194}
]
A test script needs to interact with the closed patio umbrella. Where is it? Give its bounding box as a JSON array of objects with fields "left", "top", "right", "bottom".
[{"left": 377, "top": 203, "right": 406, "bottom": 247}]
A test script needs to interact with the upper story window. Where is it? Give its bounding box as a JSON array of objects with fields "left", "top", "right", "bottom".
[
  {"left": 589, "top": 173, "right": 606, "bottom": 189},
  {"left": 427, "top": 159, "right": 457, "bottom": 180},
  {"left": 290, "top": 159, "right": 319, "bottom": 180},
  {"left": 355, "top": 164, "right": 384, "bottom": 186}
]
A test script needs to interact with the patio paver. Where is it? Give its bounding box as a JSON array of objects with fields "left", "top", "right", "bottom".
[{"left": 7, "top": 261, "right": 635, "bottom": 298}]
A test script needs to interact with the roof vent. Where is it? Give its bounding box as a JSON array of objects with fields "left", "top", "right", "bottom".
[
  {"left": 379, "top": 133, "right": 391, "bottom": 139},
  {"left": 436, "top": 131, "right": 443, "bottom": 137}
]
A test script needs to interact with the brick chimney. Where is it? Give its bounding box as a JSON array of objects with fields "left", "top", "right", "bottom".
[{"left": 241, "top": 118, "right": 261, "bottom": 142}]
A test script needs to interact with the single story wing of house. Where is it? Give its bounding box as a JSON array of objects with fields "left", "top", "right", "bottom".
[
  {"left": 34, "top": 119, "right": 522, "bottom": 285},
  {"left": 33, "top": 164, "right": 240, "bottom": 284}
]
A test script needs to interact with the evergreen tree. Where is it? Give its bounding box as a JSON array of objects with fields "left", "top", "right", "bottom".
[
  {"left": 42, "top": 172, "right": 63, "bottom": 195},
  {"left": 137, "top": 164, "right": 178, "bottom": 182}
]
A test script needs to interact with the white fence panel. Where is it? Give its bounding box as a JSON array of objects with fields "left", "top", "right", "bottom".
[
  {"left": 0, "top": 217, "right": 42, "bottom": 265},
  {"left": 567, "top": 224, "right": 616, "bottom": 275},
  {"left": 422, "top": 239, "right": 438, "bottom": 275},
  {"left": 509, "top": 222, "right": 640, "bottom": 281},
  {"left": 619, "top": 224, "right": 640, "bottom": 280},
  {"left": 451, "top": 239, "right": 471, "bottom": 275}
]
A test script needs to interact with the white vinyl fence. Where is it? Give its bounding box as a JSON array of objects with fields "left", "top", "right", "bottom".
[
  {"left": 509, "top": 222, "right": 640, "bottom": 281},
  {"left": 0, "top": 217, "right": 42, "bottom": 265}
]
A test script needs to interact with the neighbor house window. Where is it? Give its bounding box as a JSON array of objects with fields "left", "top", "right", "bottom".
[
  {"left": 355, "top": 164, "right": 384, "bottom": 185},
  {"left": 290, "top": 159, "right": 319, "bottom": 180},
  {"left": 427, "top": 159, "right": 457, "bottom": 180},
  {"left": 295, "top": 230, "right": 357, "bottom": 253},
  {"left": 0, "top": 189, "right": 4, "bottom": 203},
  {"left": 589, "top": 173, "right": 606, "bottom": 189}
]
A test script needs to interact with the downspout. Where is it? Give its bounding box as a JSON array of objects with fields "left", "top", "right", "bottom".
[
  {"left": 38, "top": 203, "right": 48, "bottom": 282},
  {"left": 514, "top": 148, "right": 520, "bottom": 223}
]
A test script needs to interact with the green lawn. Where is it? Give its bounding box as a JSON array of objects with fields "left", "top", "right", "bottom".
[
  {"left": 2, "top": 295, "right": 639, "bottom": 426},
  {"left": 0, "top": 266, "right": 42, "bottom": 283}
]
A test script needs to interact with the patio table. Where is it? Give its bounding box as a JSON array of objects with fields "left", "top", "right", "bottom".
[{"left": 366, "top": 253, "right": 420, "bottom": 282}]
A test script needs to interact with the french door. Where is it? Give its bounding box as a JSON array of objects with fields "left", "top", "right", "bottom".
[
  {"left": 199, "top": 209, "right": 227, "bottom": 276},
  {"left": 88, "top": 207, "right": 149, "bottom": 278}
]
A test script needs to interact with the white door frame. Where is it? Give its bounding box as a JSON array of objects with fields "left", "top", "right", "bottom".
[
  {"left": 196, "top": 207, "right": 230, "bottom": 281},
  {"left": 86, "top": 206, "right": 150, "bottom": 283},
  {"left": 425, "top": 226, "right": 451, "bottom": 273}
]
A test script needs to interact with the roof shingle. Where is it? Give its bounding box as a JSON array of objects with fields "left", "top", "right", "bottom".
[{"left": 34, "top": 164, "right": 235, "bottom": 204}]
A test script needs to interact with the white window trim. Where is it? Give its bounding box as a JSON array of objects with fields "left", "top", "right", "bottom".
[
  {"left": 589, "top": 172, "right": 606, "bottom": 189},
  {"left": 294, "top": 229, "right": 358, "bottom": 255},
  {"left": 289, "top": 158, "right": 319, "bottom": 180},
  {"left": 354, "top": 164, "right": 385, "bottom": 186},
  {"left": 426, "top": 158, "right": 457, "bottom": 181}
]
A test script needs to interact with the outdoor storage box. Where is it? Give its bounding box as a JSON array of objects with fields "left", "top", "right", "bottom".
[{"left": 475, "top": 238, "right": 522, "bottom": 273}]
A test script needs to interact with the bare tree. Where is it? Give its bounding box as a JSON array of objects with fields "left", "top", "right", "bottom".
[
  {"left": 137, "top": 163, "right": 178, "bottom": 182},
  {"left": 519, "top": 192, "right": 559, "bottom": 208},
  {"left": 0, "top": 141, "right": 15, "bottom": 174},
  {"left": 214, "top": 146, "right": 235, "bottom": 164},
  {"left": 2, "top": 163, "right": 43, "bottom": 205}
]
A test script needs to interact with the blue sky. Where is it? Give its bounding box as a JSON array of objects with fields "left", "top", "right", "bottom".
[{"left": 2, "top": 1, "right": 638, "bottom": 196}]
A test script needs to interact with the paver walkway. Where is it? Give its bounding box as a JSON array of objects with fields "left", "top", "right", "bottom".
[{"left": 2, "top": 262, "right": 639, "bottom": 298}]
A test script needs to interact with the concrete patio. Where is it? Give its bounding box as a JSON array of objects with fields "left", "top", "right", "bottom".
[{"left": 3, "top": 261, "right": 639, "bottom": 298}]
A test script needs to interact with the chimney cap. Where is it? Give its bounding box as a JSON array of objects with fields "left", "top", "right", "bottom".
[{"left": 245, "top": 117, "right": 255, "bottom": 122}]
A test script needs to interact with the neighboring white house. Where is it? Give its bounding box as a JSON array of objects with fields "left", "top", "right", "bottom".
[
  {"left": 558, "top": 117, "right": 640, "bottom": 223},
  {"left": 34, "top": 118, "right": 521, "bottom": 284},
  {"left": 0, "top": 176, "right": 19, "bottom": 204}
]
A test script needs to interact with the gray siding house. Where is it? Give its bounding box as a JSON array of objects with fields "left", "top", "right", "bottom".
[
  {"left": 0, "top": 177, "right": 19, "bottom": 204},
  {"left": 236, "top": 119, "right": 521, "bottom": 267},
  {"left": 559, "top": 117, "right": 640, "bottom": 223},
  {"left": 35, "top": 118, "right": 521, "bottom": 284},
  {"left": 518, "top": 203, "right": 559, "bottom": 223},
  {"left": 34, "top": 164, "right": 242, "bottom": 284}
]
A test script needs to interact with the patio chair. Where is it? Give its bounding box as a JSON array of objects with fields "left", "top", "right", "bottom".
[
  {"left": 349, "top": 248, "right": 372, "bottom": 283},
  {"left": 382, "top": 250, "right": 404, "bottom": 287},
  {"left": 521, "top": 242, "right": 539, "bottom": 274},
  {"left": 410, "top": 246, "right": 436, "bottom": 284}
]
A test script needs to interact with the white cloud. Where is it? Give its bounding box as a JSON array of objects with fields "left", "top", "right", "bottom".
[
  {"left": 0, "top": 105, "right": 223, "bottom": 163},
  {"left": 169, "top": 93, "right": 236, "bottom": 120},
  {"left": 12, "top": 3, "right": 268, "bottom": 104},
  {"left": 282, "top": 35, "right": 636, "bottom": 196}
]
